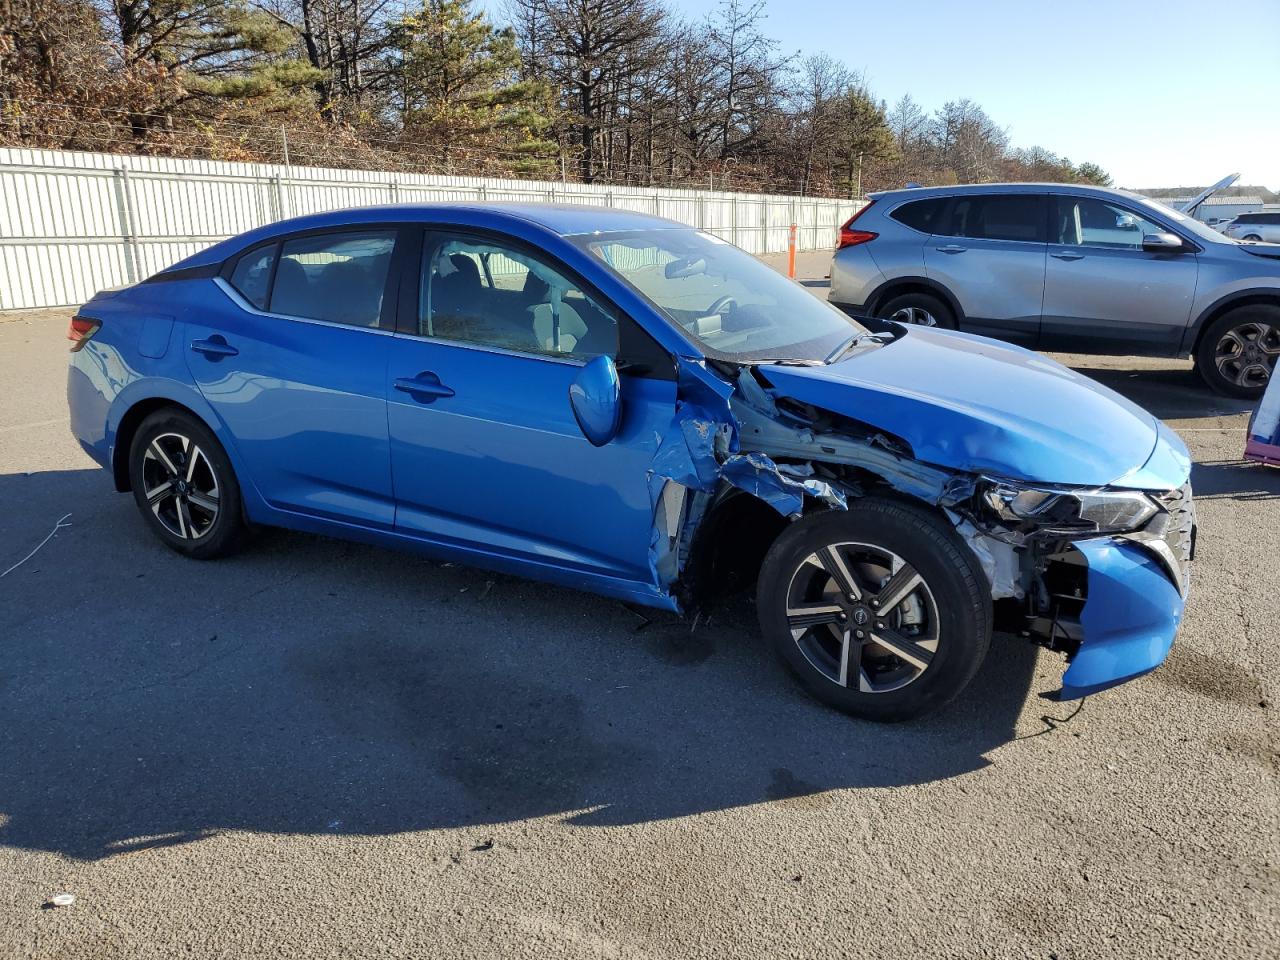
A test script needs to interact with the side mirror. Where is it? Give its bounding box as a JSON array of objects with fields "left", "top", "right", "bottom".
[
  {"left": 1142, "top": 232, "right": 1185, "bottom": 253},
  {"left": 568, "top": 355, "right": 622, "bottom": 447}
]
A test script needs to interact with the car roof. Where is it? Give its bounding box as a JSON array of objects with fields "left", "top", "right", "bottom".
[
  {"left": 271, "top": 202, "right": 683, "bottom": 238},
  {"left": 165, "top": 202, "right": 688, "bottom": 273},
  {"left": 866, "top": 182, "right": 1151, "bottom": 203}
]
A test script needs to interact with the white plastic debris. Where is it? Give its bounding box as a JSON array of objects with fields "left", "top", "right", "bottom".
[{"left": 49, "top": 893, "right": 75, "bottom": 908}]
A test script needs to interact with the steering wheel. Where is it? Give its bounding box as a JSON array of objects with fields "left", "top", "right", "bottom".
[{"left": 708, "top": 295, "right": 737, "bottom": 316}]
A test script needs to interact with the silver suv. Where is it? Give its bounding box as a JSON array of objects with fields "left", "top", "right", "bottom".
[
  {"left": 1222, "top": 212, "right": 1280, "bottom": 244},
  {"left": 830, "top": 183, "right": 1280, "bottom": 398}
]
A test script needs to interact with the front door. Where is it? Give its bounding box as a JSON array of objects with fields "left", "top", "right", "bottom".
[
  {"left": 187, "top": 228, "right": 400, "bottom": 527},
  {"left": 387, "top": 230, "right": 675, "bottom": 582},
  {"left": 923, "top": 192, "right": 1048, "bottom": 345},
  {"left": 1040, "top": 195, "right": 1198, "bottom": 356}
]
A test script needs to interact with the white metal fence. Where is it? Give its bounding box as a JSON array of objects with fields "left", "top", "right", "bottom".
[{"left": 0, "top": 147, "right": 860, "bottom": 310}]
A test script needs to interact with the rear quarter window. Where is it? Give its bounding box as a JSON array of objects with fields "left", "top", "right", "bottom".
[
  {"left": 228, "top": 244, "right": 277, "bottom": 310},
  {"left": 889, "top": 198, "right": 947, "bottom": 233}
]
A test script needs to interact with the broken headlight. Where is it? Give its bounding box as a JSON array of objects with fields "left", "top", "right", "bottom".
[{"left": 982, "top": 482, "right": 1158, "bottom": 535}]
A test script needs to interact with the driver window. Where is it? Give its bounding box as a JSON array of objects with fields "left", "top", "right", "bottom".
[
  {"left": 1055, "top": 197, "right": 1164, "bottom": 250},
  {"left": 420, "top": 236, "right": 617, "bottom": 360}
]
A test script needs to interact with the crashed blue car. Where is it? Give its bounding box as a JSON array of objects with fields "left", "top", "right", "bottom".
[{"left": 66, "top": 204, "right": 1194, "bottom": 720}]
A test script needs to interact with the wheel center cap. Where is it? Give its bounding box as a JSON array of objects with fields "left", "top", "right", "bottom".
[
  {"left": 175, "top": 480, "right": 188, "bottom": 495},
  {"left": 850, "top": 606, "right": 871, "bottom": 626}
]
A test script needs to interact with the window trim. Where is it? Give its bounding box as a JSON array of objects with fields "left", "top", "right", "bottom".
[
  {"left": 218, "top": 223, "right": 407, "bottom": 332},
  {"left": 399, "top": 225, "right": 676, "bottom": 379}
]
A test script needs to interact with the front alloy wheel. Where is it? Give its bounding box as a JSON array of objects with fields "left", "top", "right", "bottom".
[
  {"left": 785, "top": 542, "right": 939, "bottom": 694},
  {"left": 1213, "top": 321, "right": 1278, "bottom": 392},
  {"left": 1197, "top": 306, "right": 1280, "bottom": 399},
  {"left": 758, "top": 499, "right": 991, "bottom": 721}
]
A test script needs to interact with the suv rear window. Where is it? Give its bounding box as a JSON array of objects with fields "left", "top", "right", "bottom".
[
  {"left": 940, "top": 194, "right": 1047, "bottom": 243},
  {"left": 1235, "top": 213, "right": 1279, "bottom": 224},
  {"left": 890, "top": 198, "right": 946, "bottom": 233}
]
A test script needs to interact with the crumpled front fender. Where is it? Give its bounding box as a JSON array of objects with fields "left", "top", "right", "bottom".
[{"left": 1059, "top": 539, "right": 1185, "bottom": 700}]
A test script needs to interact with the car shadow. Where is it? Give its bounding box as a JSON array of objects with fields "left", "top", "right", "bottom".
[
  {"left": 1190, "top": 458, "right": 1280, "bottom": 501},
  {"left": 0, "top": 468, "right": 1040, "bottom": 861},
  {"left": 1059, "top": 360, "right": 1256, "bottom": 422}
]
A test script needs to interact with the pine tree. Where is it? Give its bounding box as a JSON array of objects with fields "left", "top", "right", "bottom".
[{"left": 393, "top": 0, "right": 554, "bottom": 173}]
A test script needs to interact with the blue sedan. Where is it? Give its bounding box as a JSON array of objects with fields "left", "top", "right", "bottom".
[{"left": 67, "top": 203, "right": 1194, "bottom": 720}]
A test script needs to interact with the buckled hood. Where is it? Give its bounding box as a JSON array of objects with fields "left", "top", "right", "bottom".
[{"left": 758, "top": 326, "right": 1163, "bottom": 487}]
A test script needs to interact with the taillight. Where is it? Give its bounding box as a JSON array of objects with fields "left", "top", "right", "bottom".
[
  {"left": 67, "top": 315, "right": 100, "bottom": 352},
  {"left": 837, "top": 201, "right": 878, "bottom": 249}
]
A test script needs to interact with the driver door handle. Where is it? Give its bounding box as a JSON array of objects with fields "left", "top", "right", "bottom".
[
  {"left": 935, "top": 244, "right": 967, "bottom": 254},
  {"left": 1051, "top": 251, "right": 1086, "bottom": 261}
]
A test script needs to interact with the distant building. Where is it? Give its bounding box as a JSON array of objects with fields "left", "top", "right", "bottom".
[{"left": 1150, "top": 194, "right": 1265, "bottom": 224}]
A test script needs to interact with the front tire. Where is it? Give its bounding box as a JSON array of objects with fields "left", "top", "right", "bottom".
[
  {"left": 1195, "top": 306, "right": 1280, "bottom": 399},
  {"left": 128, "top": 409, "right": 246, "bottom": 559},
  {"left": 757, "top": 499, "right": 991, "bottom": 722}
]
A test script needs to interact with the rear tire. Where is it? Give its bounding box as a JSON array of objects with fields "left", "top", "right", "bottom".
[
  {"left": 128, "top": 409, "right": 246, "bottom": 559},
  {"left": 876, "top": 291, "right": 957, "bottom": 330},
  {"left": 1243, "top": 234, "right": 1263, "bottom": 242},
  {"left": 1195, "top": 305, "right": 1280, "bottom": 399},
  {"left": 757, "top": 499, "right": 991, "bottom": 722}
]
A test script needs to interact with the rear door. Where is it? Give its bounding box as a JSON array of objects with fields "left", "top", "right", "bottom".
[
  {"left": 386, "top": 229, "right": 676, "bottom": 581},
  {"left": 1040, "top": 195, "right": 1197, "bottom": 356},
  {"left": 923, "top": 193, "right": 1047, "bottom": 345},
  {"left": 187, "top": 227, "right": 402, "bottom": 528}
]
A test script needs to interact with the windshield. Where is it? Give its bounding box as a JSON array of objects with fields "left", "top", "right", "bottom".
[
  {"left": 1128, "top": 193, "right": 1235, "bottom": 245},
  {"left": 576, "top": 229, "right": 864, "bottom": 362}
]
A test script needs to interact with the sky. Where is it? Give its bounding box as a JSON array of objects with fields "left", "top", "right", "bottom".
[{"left": 480, "top": 0, "right": 1279, "bottom": 191}]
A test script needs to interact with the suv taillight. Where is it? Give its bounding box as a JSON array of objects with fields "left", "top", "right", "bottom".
[
  {"left": 67, "top": 315, "right": 100, "bottom": 352},
  {"left": 837, "top": 201, "right": 878, "bottom": 249}
]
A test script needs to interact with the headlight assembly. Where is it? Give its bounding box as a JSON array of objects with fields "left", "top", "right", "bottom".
[{"left": 982, "top": 482, "right": 1159, "bottom": 535}]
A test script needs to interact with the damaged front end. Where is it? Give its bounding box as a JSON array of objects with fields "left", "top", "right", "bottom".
[{"left": 645, "top": 350, "right": 1193, "bottom": 703}]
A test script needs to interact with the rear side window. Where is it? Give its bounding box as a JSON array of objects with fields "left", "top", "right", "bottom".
[
  {"left": 270, "top": 231, "right": 397, "bottom": 327},
  {"left": 889, "top": 198, "right": 946, "bottom": 233},
  {"left": 943, "top": 195, "right": 1047, "bottom": 243},
  {"left": 1235, "top": 214, "right": 1263, "bottom": 223},
  {"left": 229, "top": 244, "right": 276, "bottom": 310}
]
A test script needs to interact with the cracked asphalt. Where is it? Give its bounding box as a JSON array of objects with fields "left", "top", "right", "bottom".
[{"left": 0, "top": 251, "right": 1277, "bottom": 958}]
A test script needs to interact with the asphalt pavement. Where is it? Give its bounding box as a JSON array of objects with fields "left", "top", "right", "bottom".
[{"left": 0, "top": 254, "right": 1276, "bottom": 959}]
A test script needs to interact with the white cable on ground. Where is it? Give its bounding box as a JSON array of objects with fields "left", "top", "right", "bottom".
[{"left": 1, "top": 513, "right": 72, "bottom": 578}]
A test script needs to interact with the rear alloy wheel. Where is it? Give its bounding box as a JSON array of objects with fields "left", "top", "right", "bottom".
[
  {"left": 757, "top": 499, "right": 991, "bottom": 722},
  {"left": 1196, "top": 306, "right": 1280, "bottom": 399},
  {"left": 129, "top": 409, "right": 246, "bottom": 559},
  {"left": 877, "top": 291, "right": 956, "bottom": 330}
]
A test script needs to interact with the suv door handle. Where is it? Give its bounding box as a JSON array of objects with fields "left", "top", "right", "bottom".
[
  {"left": 190, "top": 336, "right": 239, "bottom": 359},
  {"left": 934, "top": 244, "right": 967, "bottom": 254},
  {"left": 1051, "top": 251, "right": 1086, "bottom": 261},
  {"left": 394, "top": 373, "right": 455, "bottom": 402}
]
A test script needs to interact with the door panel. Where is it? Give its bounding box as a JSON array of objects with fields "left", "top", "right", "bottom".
[
  {"left": 186, "top": 228, "right": 401, "bottom": 528},
  {"left": 388, "top": 338, "right": 674, "bottom": 579},
  {"left": 924, "top": 194, "right": 1047, "bottom": 344},
  {"left": 1040, "top": 196, "right": 1198, "bottom": 356},
  {"left": 186, "top": 302, "right": 395, "bottom": 527}
]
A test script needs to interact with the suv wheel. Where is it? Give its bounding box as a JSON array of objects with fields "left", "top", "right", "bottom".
[
  {"left": 757, "top": 499, "right": 991, "bottom": 722},
  {"left": 1196, "top": 306, "right": 1280, "bottom": 399},
  {"left": 128, "top": 409, "right": 247, "bottom": 559},
  {"left": 1243, "top": 234, "right": 1263, "bottom": 242},
  {"left": 877, "top": 291, "right": 956, "bottom": 329}
]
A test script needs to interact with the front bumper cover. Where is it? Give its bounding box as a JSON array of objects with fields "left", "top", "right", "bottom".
[{"left": 1058, "top": 538, "right": 1186, "bottom": 700}]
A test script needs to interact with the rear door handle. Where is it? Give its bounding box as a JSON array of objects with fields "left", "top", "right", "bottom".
[
  {"left": 935, "top": 244, "right": 967, "bottom": 254},
  {"left": 1051, "top": 251, "right": 1086, "bottom": 261},
  {"left": 190, "top": 336, "right": 239, "bottom": 359},
  {"left": 394, "top": 373, "right": 455, "bottom": 402}
]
